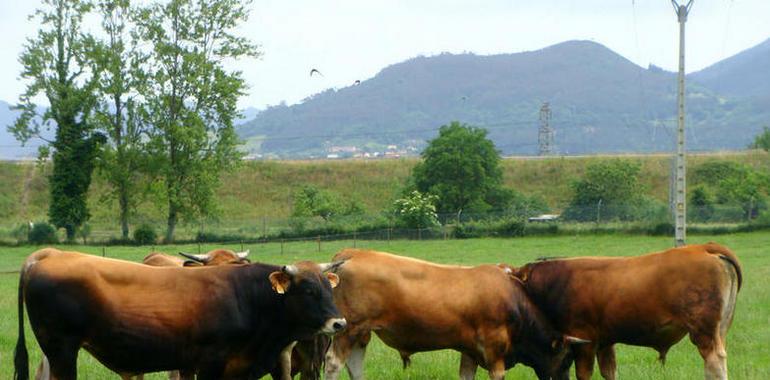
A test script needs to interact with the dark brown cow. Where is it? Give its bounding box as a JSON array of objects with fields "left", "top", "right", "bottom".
[
  {"left": 324, "top": 249, "right": 587, "bottom": 380},
  {"left": 32, "top": 249, "right": 253, "bottom": 380},
  {"left": 512, "top": 242, "right": 742, "bottom": 380},
  {"left": 14, "top": 248, "right": 346, "bottom": 380}
]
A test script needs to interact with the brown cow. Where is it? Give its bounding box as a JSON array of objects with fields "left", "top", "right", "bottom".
[
  {"left": 32, "top": 249, "right": 252, "bottom": 380},
  {"left": 512, "top": 242, "right": 742, "bottom": 380},
  {"left": 14, "top": 248, "right": 346, "bottom": 380},
  {"left": 324, "top": 248, "right": 587, "bottom": 380}
]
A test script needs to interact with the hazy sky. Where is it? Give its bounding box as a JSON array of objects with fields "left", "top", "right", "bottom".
[{"left": 1, "top": 0, "right": 768, "bottom": 110}]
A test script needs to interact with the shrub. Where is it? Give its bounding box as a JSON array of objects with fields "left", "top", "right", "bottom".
[
  {"left": 393, "top": 190, "right": 440, "bottom": 229},
  {"left": 133, "top": 224, "right": 157, "bottom": 245},
  {"left": 28, "top": 222, "right": 58, "bottom": 245}
]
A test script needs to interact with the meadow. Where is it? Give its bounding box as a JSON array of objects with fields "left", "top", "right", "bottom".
[{"left": 0, "top": 232, "right": 768, "bottom": 379}]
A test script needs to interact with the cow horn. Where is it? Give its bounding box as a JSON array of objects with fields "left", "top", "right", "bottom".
[
  {"left": 179, "top": 252, "right": 210, "bottom": 263},
  {"left": 283, "top": 265, "right": 299, "bottom": 276},
  {"left": 318, "top": 260, "right": 346, "bottom": 273},
  {"left": 564, "top": 335, "right": 591, "bottom": 344},
  {"left": 236, "top": 249, "right": 250, "bottom": 259}
]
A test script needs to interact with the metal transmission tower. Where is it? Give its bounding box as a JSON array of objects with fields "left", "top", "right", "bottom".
[
  {"left": 538, "top": 102, "right": 554, "bottom": 156},
  {"left": 671, "top": 0, "right": 693, "bottom": 247}
]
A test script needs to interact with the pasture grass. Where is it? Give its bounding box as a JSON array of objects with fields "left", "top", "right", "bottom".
[{"left": 0, "top": 232, "right": 768, "bottom": 379}]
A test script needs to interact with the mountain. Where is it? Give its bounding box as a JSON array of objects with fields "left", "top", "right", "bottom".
[
  {"left": 690, "top": 38, "right": 770, "bottom": 100},
  {"left": 237, "top": 40, "right": 770, "bottom": 157},
  {"left": 0, "top": 101, "right": 51, "bottom": 160}
]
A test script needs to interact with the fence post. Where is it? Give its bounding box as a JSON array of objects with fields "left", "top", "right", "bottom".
[
  {"left": 418, "top": 228, "right": 422, "bottom": 241},
  {"left": 317, "top": 235, "right": 321, "bottom": 252},
  {"left": 281, "top": 239, "right": 284, "bottom": 255},
  {"left": 102, "top": 246, "right": 105, "bottom": 257},
  {"left": 240, "top": 240, "right": 244, "bottom": 251},
  {"left": 353, "top": 231, "right": 357, "bottom": 248},
  {"left": 387, "top": 228, "right": 392, "bottom": 244},
  {"left": 197, "top": 243, "right": 201, "bottom": 254},
  {"left": 262, "top": 217, "right": 267, "bottom": 238}
]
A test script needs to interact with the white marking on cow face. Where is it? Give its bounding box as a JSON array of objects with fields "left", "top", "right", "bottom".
[{"left": 320, "top": 318, "right": 347, "bottom": 335}]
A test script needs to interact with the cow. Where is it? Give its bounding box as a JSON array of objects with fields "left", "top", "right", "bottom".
[
  {"left": 14, "top": 248, "right": 347, "bottom": 380},
  {"left": 323, "top": 248, "right": 588, "bottom": 380},
  {"left": 511, "top": 242, "right": 742, "bottom": 380},
  {"left": 31, "top": 249, "right": 253, "bottom": 380}
]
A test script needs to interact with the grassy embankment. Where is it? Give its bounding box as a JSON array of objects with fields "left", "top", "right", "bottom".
[
  {"left": 0, "top": 150, "right": 767, "bottom": 241},
  {"left": 0, "top": 232, "right": 767, "bottom": 379}
]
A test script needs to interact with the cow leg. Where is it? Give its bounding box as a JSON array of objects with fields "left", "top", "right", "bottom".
[
  {"left": 35, "top": 356, "right": 51, "bottom": 380},
  {"left": 691, "top": 332, "right": 728, "bottom": 380},
  {"left": 177, "top": 370, "right": 195, "bottom": 380},
  {"left": 459, "top": 353, "right": 477, "bottom": 380},
  {"left": 45, "top": 346, "right": 78, "bottom": 380},
  {"left": 276, "top": 341, "right": 298, "bottom": 380},
  {"left": 345, "top": 337, "right": 368, "bottom": 380},
  {"left": 597, "top": 345, "right": 617, "bottom": 380},
  {"left": 573, "top": 344, "right": 597, "bottom": 380}
]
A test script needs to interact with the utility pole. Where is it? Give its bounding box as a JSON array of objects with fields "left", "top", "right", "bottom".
[
  {"left": 671, "top": 0, "right": 693, "bottom": 247},
  {"left": 538, "top": 102, "right": 554, "bottom": 156}
]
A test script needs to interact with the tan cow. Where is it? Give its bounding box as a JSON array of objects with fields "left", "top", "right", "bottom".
[
  {"left": 324, "top": 248, "right": 586, "bottom": 380},
  {"left": 512, "top": 242, "right": 742, "bottom": 380}
]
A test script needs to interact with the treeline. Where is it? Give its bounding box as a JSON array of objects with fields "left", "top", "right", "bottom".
[{"left": 10, "top": 0, "right": 259, "bottom": 242}]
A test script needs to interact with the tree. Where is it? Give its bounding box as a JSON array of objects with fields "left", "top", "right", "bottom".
[
  {"left": 562, "top": 160, "right": 646, "bottom": 221},
  {"left": 752, "top": 126, "right": 770, "bottom": 152},
  {"left": 135, "top": 0, "right": 260, "bottom": 242},
  {"left": 292, "top": 185, "right": 364, "bottom": 222},
  {"left": 412, "top": 121, "right": 510, "bottom": 215},
  {"left": 11, "top": 0, "right": 104, "bottom": 241},
  {"left": 93, "top": 0, "right": 147, "bottom": 239},
  {"left": 393, "top": 190, "right": 439, "bottom": 229}
]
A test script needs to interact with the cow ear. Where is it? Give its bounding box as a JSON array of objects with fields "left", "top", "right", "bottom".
[
  {"left": 269, "top": 271, "right": 292, "bottom": 294},
  {"left": 326, "top": 272, "right": 340, "bottom": 288}
]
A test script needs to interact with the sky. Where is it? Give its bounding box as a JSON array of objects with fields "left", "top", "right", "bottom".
[{"left": 1, "top": 0, "right": 769, "bottom": 110}]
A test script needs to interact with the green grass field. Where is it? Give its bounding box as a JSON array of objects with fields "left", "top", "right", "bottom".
[{"left": 0, "top": 232, "right": 768, "bottom": 379}]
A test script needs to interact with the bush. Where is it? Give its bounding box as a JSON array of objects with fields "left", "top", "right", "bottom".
[
  {"left": 28, "top": 222, "right": 58, "bottom": 245},
  {"left": 133, "top": 224, "right": 157, "bottom": 245},
  {"left": 393, "top": 190, "right": 439, "bottom": 228}
]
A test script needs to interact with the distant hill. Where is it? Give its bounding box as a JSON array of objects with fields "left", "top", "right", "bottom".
[
  {"left": 0, "top": 101, "right": 51, "bottom": 160},
  {"left": 690, "top": 38, "right": 770, "bottom": 101},
  {"left": 237, "top": 40, "right": 770, "bottom": 157}
]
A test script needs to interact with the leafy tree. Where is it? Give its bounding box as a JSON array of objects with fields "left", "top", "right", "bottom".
[
  {"left": 93, "top": 0, "right": 147, "bottom": 239},
  {"left": 563, "top": 160, "right": 646, "bottom": 221},
  {"left": 752, "top": 126, "right": 770, "bottom": 152},
  {"left": 11, "top": 0, "right": 104, "bottom": 241},
  {"left": 293, "top": 186, "right": 339, "bottom": 221},
  {"left": 292, "top": 185, "right": 363, "bottom": 222},
  {"left": 693, "top": 161, "right": 770, "bottom": 220},
  {"left": 135, "top": 0, "right": 260, "bottom": 241},
  {"left": 393, "top": 190, "right": 439, "bottom": 228},
  {"left": 412, "top": 121, "right": 510, "bottom": 215},
  {"left": 689, "top": 185, "right": 715, "bottom": 222}
]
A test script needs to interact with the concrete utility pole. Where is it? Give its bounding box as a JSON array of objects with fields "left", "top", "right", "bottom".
[
  {"left": 538, "top": 102, "right": 554, "bottom": 156},
  {"left": 672, "top": 0, "right": 693, "bottom": 247}
]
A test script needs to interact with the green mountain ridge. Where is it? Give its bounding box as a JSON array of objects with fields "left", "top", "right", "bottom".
[{"left": 238, "top": 39, "right": 770, "bottom": 157}]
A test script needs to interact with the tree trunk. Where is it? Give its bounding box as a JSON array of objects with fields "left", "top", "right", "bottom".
[
  {"left": 119, "top": 185, "right": 130, "bottom": 240},
  {"left": 65, "top": 224, "right": 76, "bottom": 242},
  {"left": 166, "top": 199, "right": 177, "bottom": 243}
]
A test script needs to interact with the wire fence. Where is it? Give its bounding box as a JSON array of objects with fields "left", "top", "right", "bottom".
[{"left": 1, "top": 201, "right": 767, "bottom": 247}]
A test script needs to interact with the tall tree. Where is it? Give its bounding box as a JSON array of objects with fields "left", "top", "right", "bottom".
[
  {"left": 11, "top": 0, "right": 104, "bottom": 241},
  {"left": 412, "top": 121, "right": 510, "bottom": 215},
  {"left": 752, "top": 126, "right": 770, "bottom": 153},
  {"left": 135, "top": 0, "right": 259, "bottom": 241},
  {"left": 93, "top": 0, "right": 146, "bottom": 240}
]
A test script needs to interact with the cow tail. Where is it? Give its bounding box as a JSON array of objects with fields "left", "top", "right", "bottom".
[
  {"left": 14, "top": 265, "right": 29, "bottom": 380},
  {"left": 705, "top": 243, "right": 743, "bottom": 290}
]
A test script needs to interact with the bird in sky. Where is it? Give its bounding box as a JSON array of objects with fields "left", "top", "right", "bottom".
[{"left": 310, "top": 68, "right": 323, "bottom": 77}]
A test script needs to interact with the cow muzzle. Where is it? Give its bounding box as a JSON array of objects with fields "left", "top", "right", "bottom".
[{"left": 320, "top": 318, "right": 347, "bottom": 335}]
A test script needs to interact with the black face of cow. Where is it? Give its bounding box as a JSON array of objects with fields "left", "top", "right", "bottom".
[{"left": 269, "top": 262, "right": 346, "bottom": 338}]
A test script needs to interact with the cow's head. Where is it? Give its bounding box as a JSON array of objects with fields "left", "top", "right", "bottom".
[
  {"left": 179, "top": 249, "right": 251, "bottom": 266},
  {"left": 269, "top": 260, "right": 346, "bottom": 337}
]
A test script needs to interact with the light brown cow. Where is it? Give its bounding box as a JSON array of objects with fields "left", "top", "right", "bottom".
[
  {"left": 512, "top": 242, "right": 742, "bottom": 380},
  {"left": 324, "top": 248, "right": 586, "bottom": 380}
]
